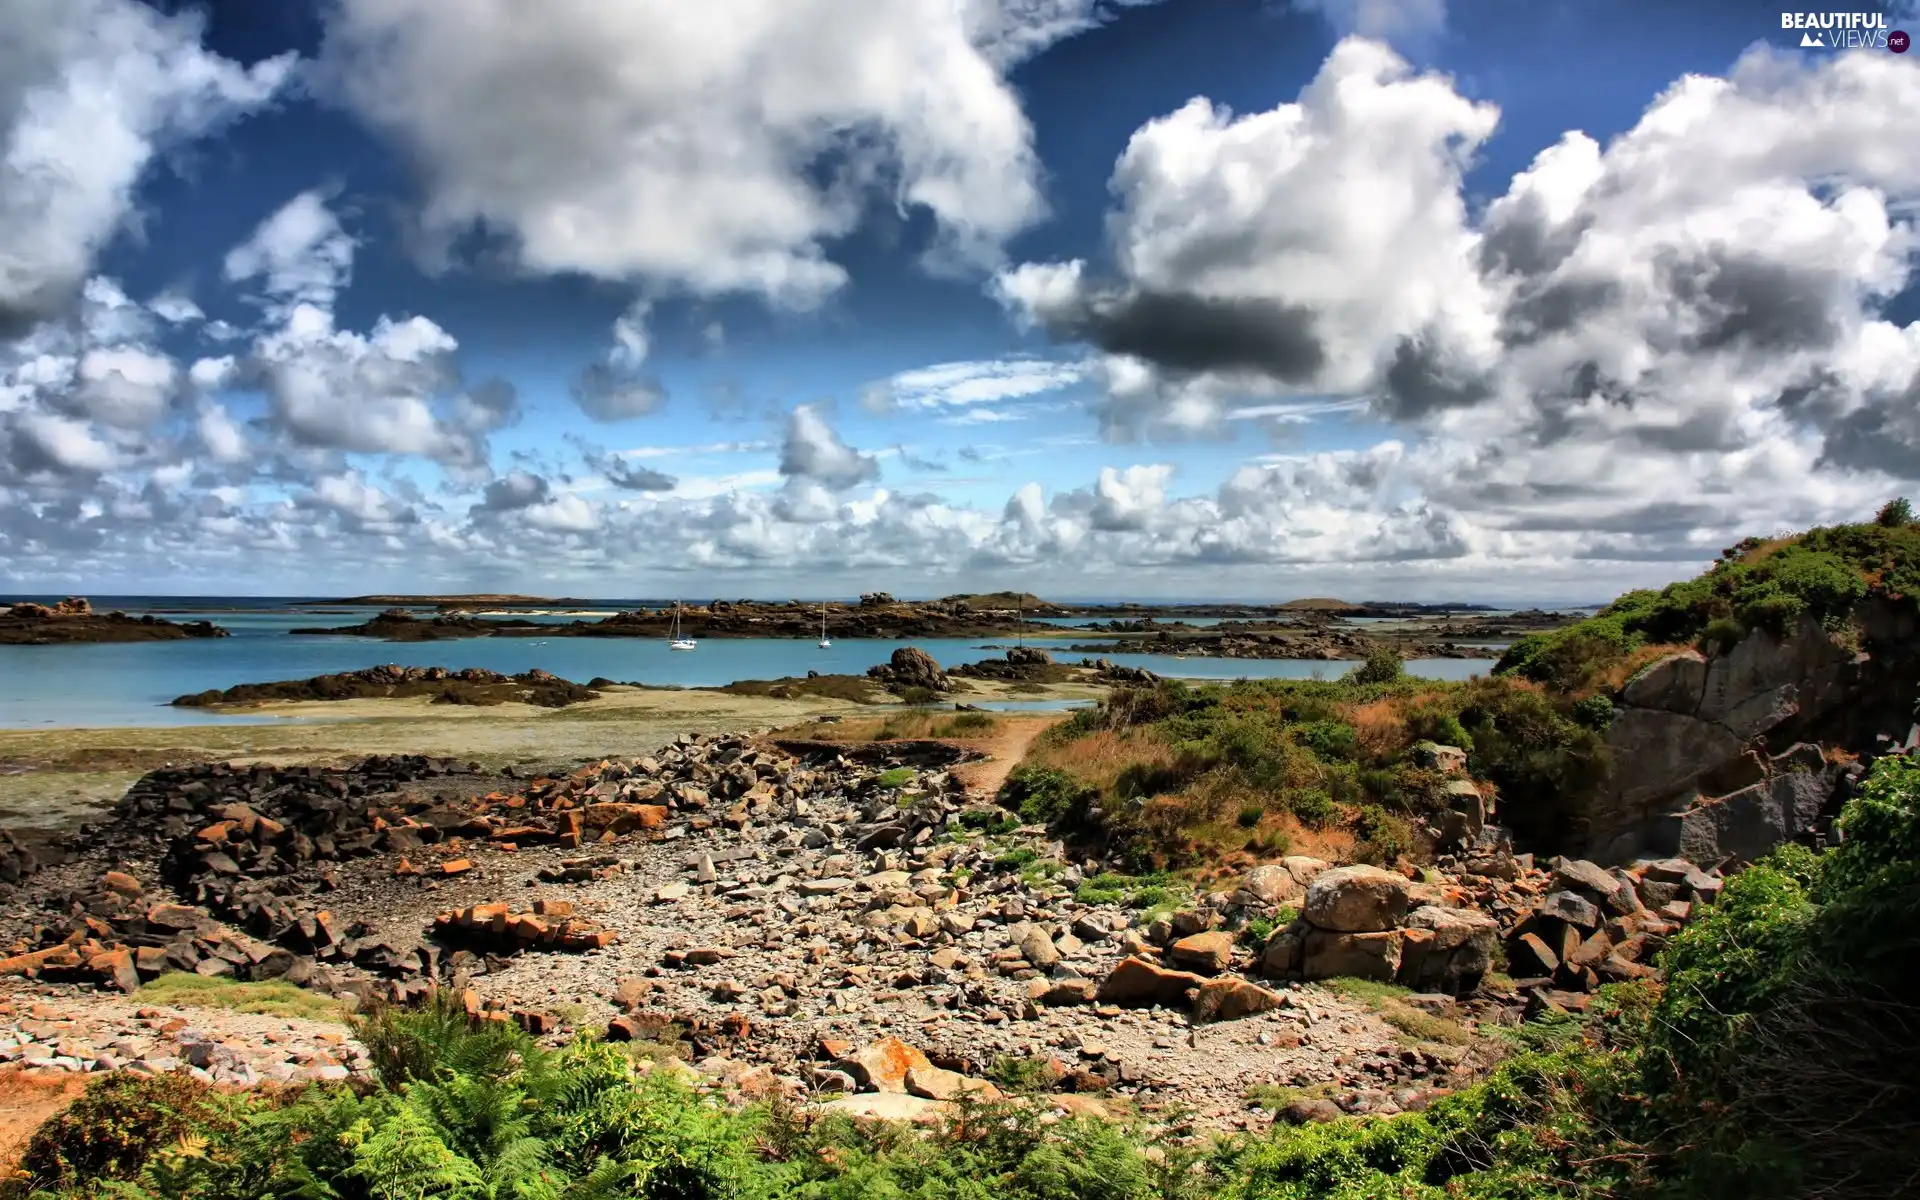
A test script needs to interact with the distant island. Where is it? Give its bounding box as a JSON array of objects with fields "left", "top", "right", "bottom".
[
  {"left": 286, "top": 592, "right": 1557, "bottom": 657},
  {"left": 1, "top": 597, "right": 229, "bottom": 645},
  {"left": 321, "top": 590, "right": 1503, "bottom": 616}
]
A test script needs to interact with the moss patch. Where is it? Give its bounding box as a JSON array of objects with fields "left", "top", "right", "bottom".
[{"left": 135, "top": 973, "right": 352, "bottom": 1023}]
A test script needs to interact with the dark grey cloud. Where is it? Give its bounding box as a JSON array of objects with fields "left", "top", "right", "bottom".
[
  {"left": 601, "top": 459, "right": 678, "bottom": 492},
  {"left": 1503, "top": 500, "right": 1726, "bottom": 536},
  {"left": 470, "top": 470, "right": 550, "bottom": 515},
  {"left": 456, "top": 376, "right": 521, "bottom": 432},
  {"left": 1664, "top": 252, "right": 1842, "bottom": 355},
  {"left": 571, "top": 362, "right": 667, "bottom": 422},
  {"left": 1376, "top": 335, "right": 1492, "bottom": 420},
  {"left": 1498, "top": 278, "right": 1619, "bottom": 347},
  {"left": 1815, "top": 373, "right": 1920, "bottom": 477},
  {"left": 1477, "top": 203, "right": 1589, "bottom": 280},
  {"left": 1040, "top": 288, "right": 1326, "bottom": 381}
]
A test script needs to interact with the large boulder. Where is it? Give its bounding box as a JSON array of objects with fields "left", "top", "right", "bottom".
[
  {"left": 1302, "top": 929, "right": 1403, "bottom": 982},
  {"left": 1411, "top": 741, "right": 1468, "bottom": 772},
  {"left": 906, "top": 1066, "right": 1001, "bottom": 1102},
  {"left": 835, "top": 1036, "right": 934, "bottom": 1094},
  {"left": 1096, "top": 956, "right": 1205, "bottom": 1007},
  {"left": 1168, "top": 930, "right": 1235, "bottom": 974},
  {"left": 1258, "top": 919, "right": 1309, "bottom": 979},
  {"left": 1668, "top": 771, "right": 1834, "bottom": 866},
  {"left": 868, "top": 647, "right": 949, "bottom": 692},
  {"left": 1236, "top": 856, "right": 1331, "bottom": 906},
  {"left": 1396, "top": 905, "right": 1497, "bottom": 994},
  {"left": 1302, "top": 865, "right": 1410, "bottom": 933},
  {"left": 1191, "top": 975, "right": 1283, "bottom": 1022}
]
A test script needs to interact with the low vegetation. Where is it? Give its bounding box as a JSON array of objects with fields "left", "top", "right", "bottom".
[
  {"left": 135, "top": 973, "right": 351, "bottom": 1022},
  {"left": 21, "top": 756, "right": 1915, "bottom": 1198},
  {"left": 788, "top": 710, "right": 1008, "bottom": 743},
  {"left": 716, "top": 674, "right": 893, "bottom": 704},
  {"left": 999, "top": 667, "right": 1610, "bottom": 866},
  {"left": 999, "top": 510, "right": 1920, "bottom": 866},
  {"left": 1317, "top": 978, "right": 1476, "bottom": 1046},
  {"left": 1497, "top": 510, "right": 1920, "bottom": 694}
]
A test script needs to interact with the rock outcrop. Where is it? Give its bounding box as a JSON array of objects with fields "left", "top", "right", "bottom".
[
  {"left": 1591, "top": 606, "right": 1918, "bottom": 863},
  {"left": 866, "top": 647, "right": 950, "bottom": 694}
]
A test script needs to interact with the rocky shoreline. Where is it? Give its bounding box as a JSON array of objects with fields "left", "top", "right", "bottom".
[
  {"left": 0, "top": 721, "right": 1725, "bottom": 1128},
  {"left": 1, "top": 598, "right": 229, "bottom": 646}
]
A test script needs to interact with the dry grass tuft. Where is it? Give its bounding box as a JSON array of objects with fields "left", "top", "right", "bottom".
[
  {"left": 1596, "top": 642, "right": 1695, "bottom": 695},
  {"left": 1025, "top": 727, "right": 1179, "bottom": 794}
]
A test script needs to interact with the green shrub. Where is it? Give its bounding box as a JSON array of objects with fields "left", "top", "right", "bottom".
[
  {"left": 1291, "top": 719, "right": 1358, "bottom": 763},
  {"left": 1458, "top": 678, "right": 1610, "bottom": 852},
  {"left": 1287, "top": 788, "right": 1337, "bottom": 828},
  {"left": 1701, "top": 615, "right": 1746, "bottom": 653},
  {"left": 1347, "top": 804, "right": 1413, "bottom": 865},
  {"left": 1625, "top": 755, "right": 1920, "bottom": 1199},
  {"left": 991, "top": 846, "right": 1040, "bottom": 874},
  {"left": 1570, "top": 694, "right": 1614, "bottom": 731},
  {"left": 941, "top": 710, "right": 999, "bottom": 734},
  {"left": 959, "top": 808, "right": 1020, "bottom": 835},
  {"left": 999, "top": 765, "right": 1102, "bottom": 834},
  {"left": 1500, "top": 520, "right": 1919, "bottom": 689},
  {"left": 1235, "top": 802, "right": 1264, "bottom": 828},
  {"left": 1348, "top": 646, "right": 1405, "bottom": 686},
  {"left": 1876, "top": 496, "right": 1913, "bottom": 527},
  {"left": 1403, "top": 703, "right": 1473, "bottom": 753},
  {"left": 1074, "top": 881, "right": 1124, "bottom": 905},
  {"left": 14, "top": 1073, "right": 235, "bottom": 1195},
  {"left": 1129, "top": 885, "right": 1174, "bottom": 910}
]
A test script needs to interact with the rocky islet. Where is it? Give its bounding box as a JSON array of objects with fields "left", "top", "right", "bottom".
[{"left": 0, "top": 598, "right": 229, "bottom": 645}]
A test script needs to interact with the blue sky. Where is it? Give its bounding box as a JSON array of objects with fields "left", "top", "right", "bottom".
[{"left": 2, "top": 0, "right": 1918, "bottom": 601}]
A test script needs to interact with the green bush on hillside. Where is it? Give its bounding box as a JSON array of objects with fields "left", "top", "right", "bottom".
[
  {"left": 1621, "top": 753, "right": 1920, "bottom": 1199},
  {"left": 1499, "top": 516, "right": 1920, "bottom": 693},
  {"left": 1348, "top": 646, "right": 1405, "bottom": 686},
  {"left": 998, "top": 765, "right": 1101, "bottom": 834},
  {"left": 1457, "top": 679, "right": 1611, "bottom": 851}
]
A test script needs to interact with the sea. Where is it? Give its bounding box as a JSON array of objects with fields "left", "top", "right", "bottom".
[{"left": 0, "top": 597, "right": 1503, "bottom": 730}]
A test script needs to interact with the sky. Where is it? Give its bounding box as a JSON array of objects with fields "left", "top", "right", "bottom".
[{"left": 2, "top": 0, "right": 1918, "bottom": 603}]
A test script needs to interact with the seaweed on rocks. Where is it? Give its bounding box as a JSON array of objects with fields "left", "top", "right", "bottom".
[{"left": 172, "top": 665, "right": 599, "bottom": 709}]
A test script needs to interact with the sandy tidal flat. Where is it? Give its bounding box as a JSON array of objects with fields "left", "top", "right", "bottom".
[{"left": 0, "top": 681, "right": 1099, "bottom": 836}]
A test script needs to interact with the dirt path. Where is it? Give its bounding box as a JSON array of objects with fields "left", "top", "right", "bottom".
[{"left": 950, "top": 714, "right": 1065, "bottom": 799}]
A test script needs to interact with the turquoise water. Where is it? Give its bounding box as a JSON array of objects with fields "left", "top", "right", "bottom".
[{"left": 0, "top": 604, "right": 1496, "bottom": 729}]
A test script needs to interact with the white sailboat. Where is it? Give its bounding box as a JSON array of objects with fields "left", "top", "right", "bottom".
[
  {"left": 817, "top": 600, "right": 831, "bottom": 649},
  {"left": 668, "top": 601, "right": 697, "bottom": 651}
]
